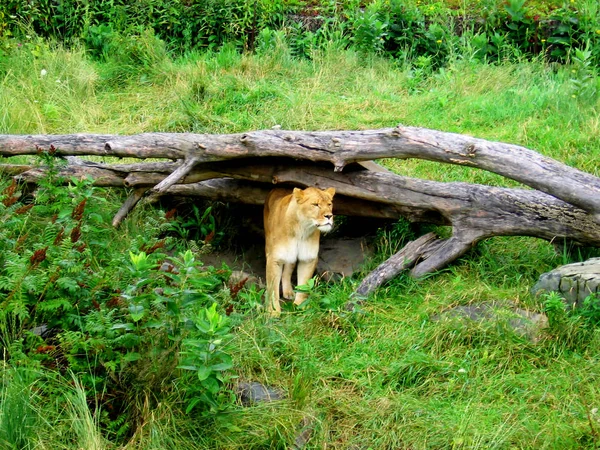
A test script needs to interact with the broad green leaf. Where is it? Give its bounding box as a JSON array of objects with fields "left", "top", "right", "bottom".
[
  {"left": 196, "top": 365, "right": 211, "bottom": 381},
  {"left": 123, "top": 352, "right": 141, "bottom": 362},
  {"left": 201, "top": 376, "right": 220, "bottom": 394},
  {"left": 129, "top": 304, "right": 145, "bottom": 322}
]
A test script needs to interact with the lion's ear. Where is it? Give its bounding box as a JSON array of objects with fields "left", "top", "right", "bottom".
[
  {"left": 293, "top": 188, "right": 304, "bottom": 201},
  {"left": 325, "top": 187, "right": 336, "bottom": 197}
]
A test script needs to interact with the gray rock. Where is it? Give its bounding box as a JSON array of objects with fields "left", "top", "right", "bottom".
[
  {"left": 432, "top": 301, "right": 548, "bottom": 343},
  {"left": 235, "top": 382, "right": 285, "bottom": 406},
  {"left": 158, "top": 261, "right": 179, "bottom": 274},
  {"left": 532, "top": 258, "right": 600, "bottom": 307},
  {"left": 30, "top": 324, "right": 52, "bottom": 338},
  {"left": 318, "top": 237, "right": 372, "bottom": 281}
]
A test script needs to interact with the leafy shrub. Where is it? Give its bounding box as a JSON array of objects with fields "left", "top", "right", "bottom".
[
  {"left": 0, "top": 152, "right": 237, "bottom": 443},
  {"left": 1, "top": 0, "right": 599, "bottom": 69},
  {"left": 97, "top": 28, "right": 169, "bottom": 85},
  {"left": 351, "top": 3, "right": 388, "bottom": 54},
  {"left": 480, "top": 0, "right": 600, "bottom": 65},
  {"left": 178, "top": 303, "right": 236, "bottom": 414},
  {"left": 568, "top": 43, "right": 599, "bottom": 101},
  {"left": 369, "top": 2, "right": 428, "bottom": 60},
  {"left": 82, "top": 23, "right": 115, "bottom": 59},
  {"left": 1, "top": 0, "right": 298, "bottom": 54}
]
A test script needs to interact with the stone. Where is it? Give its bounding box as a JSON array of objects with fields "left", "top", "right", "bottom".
[
  {"left": 235, "top": 382, "right": 285, "bottom": 406},
  {"left": 30, "top": 324, "right": 52, "bottom": 338},
  {"left": 158, "top": 261, "right": 179, "bottom": 274},
  {"left": 317, "top": 237, "right": 372, "bottom": 281},
  {"left": 532, "top": 257, "right": 600, "bottom": 307},
  {"left": 432, "top": 301, "right": 549, "bottom": 343}
]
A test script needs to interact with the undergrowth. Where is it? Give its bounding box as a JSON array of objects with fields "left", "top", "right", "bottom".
[{"left": 2, "top": 0, "right": 600, "bottom": 68}]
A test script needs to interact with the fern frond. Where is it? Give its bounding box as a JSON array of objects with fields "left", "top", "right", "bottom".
[
  {"left": 7, "top": 296, "right": 30, "bottom": 321},
  {"left": 24, "top": 272, "right": 50, "bottom": 294},
  {"left": 42, "top": 224, "right": 61, "bottom": 247},
  {"left": 37, "top": 297, "right": 73, "bottom": 313},
  {"left": 55, "top": 277, "right": 80, "bottom": 294},
  {"left": 188, "top": 240, "right": 201, "bottom": 254},
  {"left": 3, "top": 256, "right": 29, "bottom": 280}
]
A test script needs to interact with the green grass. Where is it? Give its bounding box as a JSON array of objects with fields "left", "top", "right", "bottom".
[
  {"left": 0, "top": 367, "right": 41, "bottom": 449},
  {"left": 1, "top": 37, "right": 600, "bottom": 449}
]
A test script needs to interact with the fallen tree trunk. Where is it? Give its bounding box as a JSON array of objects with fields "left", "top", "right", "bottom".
[
  {"left": 9, "top": 159, "right": 408, "bottom": 222},
  {"left": 1, "top": 126, "right": 600, "bottom": 294},
  {"left": 1, "top": 126, "right": 599, "bottom": 220}
]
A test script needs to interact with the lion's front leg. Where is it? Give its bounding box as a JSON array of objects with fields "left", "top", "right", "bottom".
[
  {"left": 266, "top": 258, "right": 284, "bottom": 317},
  {"left": 282, "top": 262, "right": 296, "bottom": 300},
  {"left": 294, "top": 258, "right": 318, "bottom": 306}
]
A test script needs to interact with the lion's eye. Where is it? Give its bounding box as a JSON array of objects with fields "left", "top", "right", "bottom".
[{"left": 312, "top": 203, "right": 319, "bottom": 207}]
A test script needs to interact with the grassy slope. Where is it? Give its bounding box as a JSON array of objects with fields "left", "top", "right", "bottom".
[{"left": 1, "top": 40, "right": 600, "bottom": 449}]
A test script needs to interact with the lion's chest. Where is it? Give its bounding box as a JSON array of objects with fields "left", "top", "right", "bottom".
[{"left": 273, "top": 234, "right": 319, "bottom": 264}]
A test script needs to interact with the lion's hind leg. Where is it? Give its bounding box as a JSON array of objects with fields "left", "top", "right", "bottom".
[{"left": 266, "top": 258, "right": 284, "bottom": 317}]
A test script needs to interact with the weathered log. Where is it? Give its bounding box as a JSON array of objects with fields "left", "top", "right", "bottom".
[
  {"left": 166, "top": 180, "right": 408, "bottom": 221},
  {"left": 112, "top": 187, "right": 148, "bottom": 227},
  {"left": 14, "top": 158, "right": 600, "bottom": 244},
  {"left": 2, "top": 127, "right": 600, "bottom": 292},
  {"left": 12, "top": 160, "right": 427, "bottom": 223},
  {"left": 2, "top": 126, "right": 599, "bottom": 220},
  {"left": 144, "top": 156, "right": 202, "bottom": 203}
]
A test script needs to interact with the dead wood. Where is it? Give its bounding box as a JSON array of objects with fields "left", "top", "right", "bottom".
[
  {"left": 2, "top": 126, "right": 600, "bottom": 292},
  {"left": 14, "top": 157, "right": 600, "bottom": 246},
  {"left": 112, "top": 187, "right": 149, "bottom": 227},
  {"left": 2, "top": 126, "right": 599, "bottom": 220}
]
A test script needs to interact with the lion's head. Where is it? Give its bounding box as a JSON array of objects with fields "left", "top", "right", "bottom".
[{"left": 293, "top": 186, "right": 335, "bottom": 233}]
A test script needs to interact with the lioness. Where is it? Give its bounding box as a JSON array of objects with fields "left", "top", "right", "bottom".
[{"left": 263, "top": 186, "right": 335, "bottom": 317}]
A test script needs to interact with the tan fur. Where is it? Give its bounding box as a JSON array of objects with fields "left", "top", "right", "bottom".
[{"left": 263, "top": 186, "right": 335, "bottom": 317}]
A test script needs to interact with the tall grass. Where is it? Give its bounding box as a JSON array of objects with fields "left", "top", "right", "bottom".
[
  {"left": 1, "top": 36, "right": 599, "bottom": 448},
  {"left": 66, "top": 374, "right": 106, "bottom": 450},
  {"left": 2, "top": 37, "right": 598, "bottom": 147},
  {"left": 0, "top": 367, "right": 40, "bottom": 449}
]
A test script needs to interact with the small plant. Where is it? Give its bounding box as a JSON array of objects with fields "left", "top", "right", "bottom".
[
  {"left": 542, "top": 291, "right": 567, "bottom": 327},
  {"left": 569, "top": 44, "right": 598, "bottom": 100},
  {"left": 0, "top": 367, "right": 41, "bottom": 450},
  {"left": 351, "top": 3, "right": 388, "bottom": 54},
  {"left": 164, "top": 204, "right": 220, "bottom": 247},
  {"left": 542, "top": 290, "right": 600, "bottom": 352},
  {"left": 579, "top": 293, "right": 600, "bottom": 327},
  {"left": 178, "top": 303, "right": 236, "bottom": 414},
  {"left": 82, "top": 23, "right": 114, "bottom": 59}
]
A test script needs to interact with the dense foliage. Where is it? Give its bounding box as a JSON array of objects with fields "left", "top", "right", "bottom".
[
  {"left": 0, "top": 152, "right": 246, "bottom": 442},
  {"left": 1, "top": 0, "right": 600, "bottom": 65}
]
